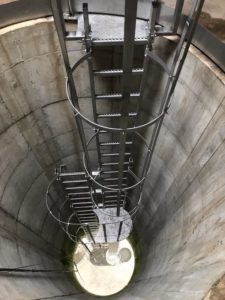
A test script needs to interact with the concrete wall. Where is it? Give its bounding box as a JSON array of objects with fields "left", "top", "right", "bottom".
[{"left": 0, "top": 17, "right": 225, "bottom": 300}]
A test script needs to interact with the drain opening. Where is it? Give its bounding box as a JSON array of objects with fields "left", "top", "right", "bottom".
[{"left": 73, "top": 237, "right": 135, "bottom": 296}]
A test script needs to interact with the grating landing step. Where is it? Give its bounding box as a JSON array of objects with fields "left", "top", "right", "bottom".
[{"left": 92, "top": 37, "right": 148, "bottom": 46}]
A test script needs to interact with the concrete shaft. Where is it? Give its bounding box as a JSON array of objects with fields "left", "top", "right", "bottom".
[{"left": 0, "top": 17, "right": 225, "bottom": 300}]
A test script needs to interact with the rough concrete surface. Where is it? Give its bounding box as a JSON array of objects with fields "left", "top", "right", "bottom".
[{"left": 165, "top": 0, "right": 225, "bottom": 41}]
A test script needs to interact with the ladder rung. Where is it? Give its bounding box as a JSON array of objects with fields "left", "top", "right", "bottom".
[
  {"left": 105, "top": 204, "right": 123, "bottom": 208},
  {"left": 93, "top": 68, "right": 143, "bottom": 76},
  {"left": 72, "top": 202, "right": 93, "bottom": 205},
  {"left": 96, "top": 93, "right": 122, "bottom": 100},
  {"left": 92, "top": 37, "right": 148, "bottom": 46},
  {"left": 77, "top": 212, "right": 96, "bottom": 216},
  {"left": 79, "top": 216, "right": 97, "bottom": 220},
  {"left": 97, "top": 112, "right": 137, "bottom": 118},
  {"left": 62, "top": 179, "right": 88, "bottom": 184},
  {"left": 65, "top": 186, "right": 89, "bottom": 190},
  {"left": 104, "top": 200, "right": 124, "bottom": 204},
  {"left": 103, "top": 177, "right": 127, "bottom": 182},
  {"left": 100, "top": 141, "right": 133, "bottom": 147},
  {"left": 70, "top": 197, "right": 91, "bottom": 201},
  {"left": 59, "top": 172, "right": 85, "bottom": 177},
  {"left": 101, "top": 162, "right": 129, "bottom": 166},
  {"left": 72, "top": 205, "right": 93, "bottom": 208},
  {"left": 104, "top": 195, "right": 125, "bottom": 199},
  {"left": 78, "top": 216, "right": 96, "bottom": 220},
  {"left": 96, "top": 92, "right": 140, "bottom": 100},
  {"left": 101, "top": 153, "right": 131, "bottom": 157},
  {"left": 78, "top": 214, "right": 97, "bottom": 220},
  {"left": 68, "top": 192, "right": 90, "bottom": 196},
  {"left": 102, "top": 170, "right": 128, "bottom": 174}
]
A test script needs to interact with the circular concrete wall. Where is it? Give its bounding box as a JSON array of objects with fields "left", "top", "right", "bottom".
[{"left": 0, "top": 17, "right": 224, "bottom": 300}]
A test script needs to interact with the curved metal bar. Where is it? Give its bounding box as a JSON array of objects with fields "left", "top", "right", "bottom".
[
  {"left": 64, "top": 213, "right": 86, "bottom": 242},
  {"left": 64, "top": 225, "right": 89, "bottom": 244},
  {"left": 71, "top": 52, "right": 91, "bottom": 72},
  {"left": 46, "top": 184, "right": 82, "bottom": 226}
]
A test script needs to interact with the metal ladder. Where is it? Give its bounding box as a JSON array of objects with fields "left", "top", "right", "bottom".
[
  {"left": 48, "top": 0, "right": 205, "bottom": 245},
  {"left": 51, "top": 0, "right": 145, "bottom": 235},
  {"left": 80, "top": 1, "right": 145, "bottom": 218}
]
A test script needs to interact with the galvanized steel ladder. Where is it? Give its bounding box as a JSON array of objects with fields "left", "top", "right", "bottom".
[{"left": 47, "top": 0, "right": 205, "bottom": 245}]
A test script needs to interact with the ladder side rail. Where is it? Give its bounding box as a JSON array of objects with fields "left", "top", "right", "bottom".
[
  {"left": 172, "top": 0, "right": 185, "bottom": 34},
  {"left": 117, "top": 0, "right": 139, "bottom": 218},
  {"left": 83, "top": 3, "right": 102, "bottom": 169}
]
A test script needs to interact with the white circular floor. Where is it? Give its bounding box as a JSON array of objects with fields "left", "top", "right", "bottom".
[{"left": 73, "top": 238, "right": 135, "bottom": 296}]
